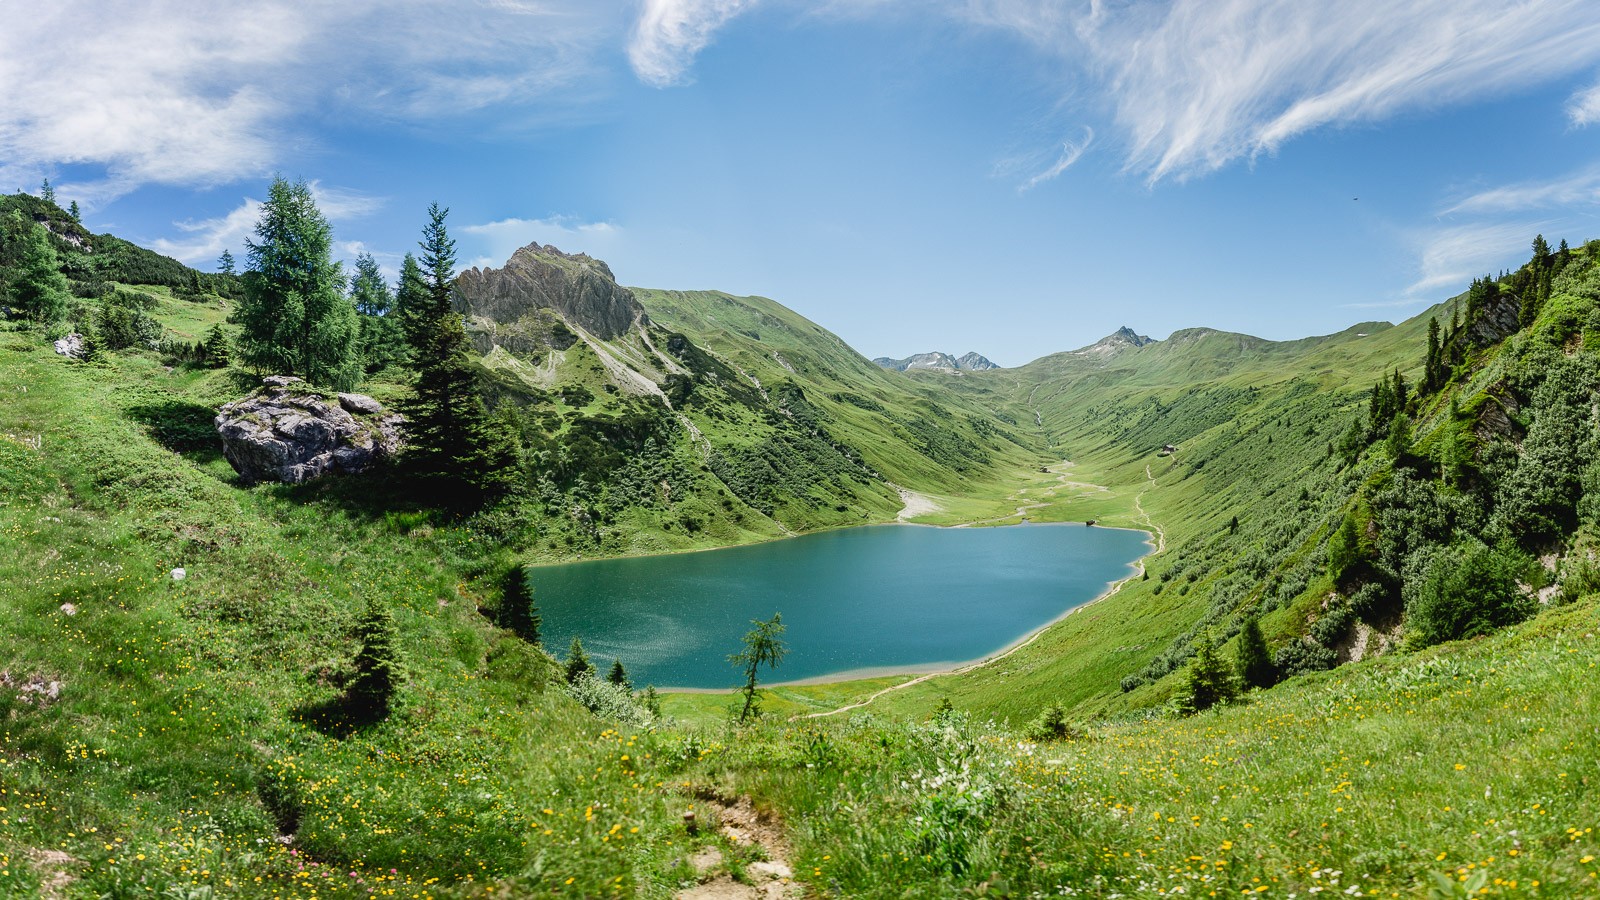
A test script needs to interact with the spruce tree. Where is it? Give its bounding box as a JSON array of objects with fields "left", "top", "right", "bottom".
[
  {"left": 236, "top": 177, "right": 360, "bottom": 389},
  {"left": 7, "top": 214, "right": 69, "bottom": 324},
  {"left": 346, "top": 598, "right": 401, "bottom": 723},
  {"left": 202, "top": 324, "right": 232, "bottom": 368},
  {"left": 1180, "top": 631, "right": 1237, "bottom": 714},
  {"left": 607, "top": 659, "right": 631, "bottom": 690},
  {"left": 350, "top": 251, "right": 407, "bottom": 373},
  {"left": 1235, "top": 615, "right": 1275, "bottom": 689},
  {"left": 68, "top": 201, "right": 80, "bottom": 222},
  {"left": 565, "top": 637, "right": 595, "bottom": 685},
  {"left": 349, "top": 252, "right": 392, "bottom": 316},
  {"left": 218, "top": 249, "right": 236, "bottom": 276},
  {"left": 400, "top": 204, "right": 517, "bottom": 498},
  {"left": 499, "top": 564, "right": 541, "bottom": 645},
  {"left": 394, "top": 253, "right": 427, "bottom": 343},
  {"left": 39, "top": 178, "right": 54, "bottom": 204}
]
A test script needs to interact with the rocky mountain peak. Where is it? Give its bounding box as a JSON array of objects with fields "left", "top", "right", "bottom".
[
  {"left": 874, "top": 350, "right": 1001, "bottom": 372},
  {"left": 454, "top": 241, "right": 644, "bottom": 342},
  {"left": 1074, "top": 326, "right": 1156, "bottom": 359}
]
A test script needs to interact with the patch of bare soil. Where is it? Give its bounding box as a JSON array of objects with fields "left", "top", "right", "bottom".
[{"left": 675, "top": 791, "right": 801, "bottom": 900}]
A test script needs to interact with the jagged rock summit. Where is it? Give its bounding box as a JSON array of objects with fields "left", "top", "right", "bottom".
[
  {"left": 214, "top": 376, "right": 404, "bottom": 484},
  {"left": 454, "top": 242, "right": 646, "bottom": 350},
  {"left": 1073, "top": 326, "right": 1156, "bottom": 359},
  {"left": 874, "top": 351, "right": 1000, "bottom": 372}
]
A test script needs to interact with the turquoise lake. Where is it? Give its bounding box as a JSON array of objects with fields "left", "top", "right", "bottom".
[{"left": 529, "top": 523, "right": 1151, "bottom": 689}]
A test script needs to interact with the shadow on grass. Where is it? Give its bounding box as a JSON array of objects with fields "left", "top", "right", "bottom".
[
  {"left": 125, "top": 399, "right": 225, "bottom": 463},
  {"left": 292, "top": 693, "right": 386, "bottom": 739}
]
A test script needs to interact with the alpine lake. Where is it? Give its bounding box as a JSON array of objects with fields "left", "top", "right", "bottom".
[{"left": 530, "top": 522, "right": 1152, "bottom": 690}]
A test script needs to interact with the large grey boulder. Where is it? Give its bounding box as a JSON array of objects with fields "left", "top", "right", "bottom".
[
  {"left": 454, "top": 242, "right": 645, "bottom": 342},
  {"left": 215, "top": 376, "right": 404, "bottom": 484}
]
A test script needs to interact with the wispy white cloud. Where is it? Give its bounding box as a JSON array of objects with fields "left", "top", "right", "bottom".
[
  {"left": 628, "top": 0, "right": 758, "bottom": 87},
  {"left": 460, "top": 215, "right": 624, "bottom": 268},
  {"left": 1442, "top": 166, "right": 1600, "bottom": 215},
  {"left": 1406, "top": 220, "right": 1547, "bottom": 296},
  {"left": 1567, "top": 79, "right": 1600, "bottom": 126},
  {"left": 1015, "top": 127, "right": 1093, "bottom": 192},
  {"left": 0, "top": 1, "right": 617, "bottom": 200},
  {"left": 148, "top": 183, "right": 383, "bottom": 265},
  {"left": 927, "top": 0, "right": 1600, "bottom": 184}
]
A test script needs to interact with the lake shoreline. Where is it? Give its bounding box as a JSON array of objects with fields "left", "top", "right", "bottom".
[{"left": 658, "top": 526, "right": 1157, "bottom": 695}]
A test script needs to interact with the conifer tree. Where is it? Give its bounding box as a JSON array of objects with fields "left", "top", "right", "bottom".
[
  {"left": 7, "top": 214, "right": 69, "bottom": 324},
  {"left": 350, "top": 251, "right": 407, "bottom": 373},
  {"left": 394, "top": 252, "right": 427, "bottom": 343},
  {"left": 349, "top": 252, "right": 392, "bottom": 316},
  {"left": 39, "top": 178, "right": 54, "bottom": 204},
  {"left": 1179, "top": 631, "right": 1237, "bottom": 714},
  {"left": 68, "top": 201, "right": 80, "bottom": 222},
  {"left": 607, "top": 659, "right": 631, "bottom": 691},
  {"left": 731, "top": 613, "right": 787, "bottom": 723},
  {"left": 499, "top": 564, "right": 541, "bottom": 645},
  {"left": 1235, "top": 615, "right": 1275, "bottom": 689},
  {"left": 218, "top": 249, "right": 236, "bottom": 276},
  {"left": 201, "top": 324, "right": 232, "bottom": 368},
  {"left": 346, "top": 598, "right": 401, "bottom": 723},
  {"left": 236, "top": 177, "right": 360, "bottom": 389},
  {"left": 400, "top": 204, "right": 517, "bottom": 498},
  {"left": 565, "top": 637, "right": 595, "bottom": 685}
]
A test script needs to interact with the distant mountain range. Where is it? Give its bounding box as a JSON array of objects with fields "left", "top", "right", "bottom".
[{"left": 873, "top": 351, "right": 1000, "bottom": 372}]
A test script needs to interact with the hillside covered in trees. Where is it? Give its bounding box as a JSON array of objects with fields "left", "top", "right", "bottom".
[{"left": 1, "top": 182, "right": 1598, "bottom": 896}]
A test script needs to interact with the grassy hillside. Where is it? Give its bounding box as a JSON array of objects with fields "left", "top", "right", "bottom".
[{"left": 5, "top": 196, "right": 1600, "bottom": 897}]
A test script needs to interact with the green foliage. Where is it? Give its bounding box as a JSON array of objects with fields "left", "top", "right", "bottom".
[
  {"left": 731, "top": 613, "right": 787, "bottom": 722},
  {"left": 1404, "top": 542, "right": 1532, "bottom": 648},
  {"left": 564, "top": 636, "right": 595, "bottom": 685},
  {"left": 94, "top": 288, "right": 163, "bottom": 351},
  {"left": 236, "top": 177, "right": 360, "bottom": 389},
  {"left": 400, "top": 204, "right": 518, "bottom": 500},
  {"left": 217, "top": 248, "right": 236, "bottom": 275},
  {"left": 1176, "top": 631, "right": 1237, "bottom": 714},
  {"left": 1024, "top": 703, "right": 1083, "bottom": 741},
  {"left": 565, "top": 673, "right": 655, "bottom": 727},
  {"left": 499, "top": 564, "right": 541, "bottom": 644},
  {"left": 607, "top": 658, "right": 631, "bottom": 690},
  {"left": 5, "top": 212, "right": 70, "bottom": 323},
  {"left": 200, "top": 324, "right": 232, "bottom": 368},
  {"left": 1235, "top": 614, "right": 1275, "bottom": 689}
]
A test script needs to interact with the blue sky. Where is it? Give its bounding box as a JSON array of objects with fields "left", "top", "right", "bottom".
[{"left": 7, "top": 1, "right": 1600, "bottom": 366}]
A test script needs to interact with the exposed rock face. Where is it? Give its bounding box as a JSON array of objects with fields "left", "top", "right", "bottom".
[
  {"left": 214, "top": 376, "right": 404, "bottom": 484},
  {"left": 454, "top": 242, "right": 645, "bottom": 344},
  {"left": 874, "top": 351, "right": 1001, "bottom": 372},
  {"left": 52, "top": 333, "right": 85, "bottom": 359},
  {"left": 1073, "top": 326, "right": 1156, "bottom": 359},
  {"left": 1467, "top": 292, "right": 1521, "bottom": 348}
]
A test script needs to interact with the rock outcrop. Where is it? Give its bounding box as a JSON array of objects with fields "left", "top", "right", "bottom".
[
  {"left": 52, "top": 333, "right": 85, "bottom": 359},
  {"left": 214, "top": 376, "right": 404, "bottom": 484},
  {"left": 874, "top": 351, "right": 1001, "bottom": 372},
  {"left": 454, "top": 243, "right": 645, "bottom": 347}
]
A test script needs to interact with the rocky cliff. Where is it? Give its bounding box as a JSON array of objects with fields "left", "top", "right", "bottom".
[{"left": 454, "top": 243, "right": 645, "bottom": 348}]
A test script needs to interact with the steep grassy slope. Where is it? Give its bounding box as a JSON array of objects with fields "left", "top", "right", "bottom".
[{"left": 637, "top": 288, "right": 1044, "bottom": 512}]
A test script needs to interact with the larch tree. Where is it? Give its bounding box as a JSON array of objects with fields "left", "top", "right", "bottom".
[
  {"left": 730, "top": 613, "right": 787, "bottom": 723},
  {"left": 236, "top": 177, "right": 360, "bottom": 389}
]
